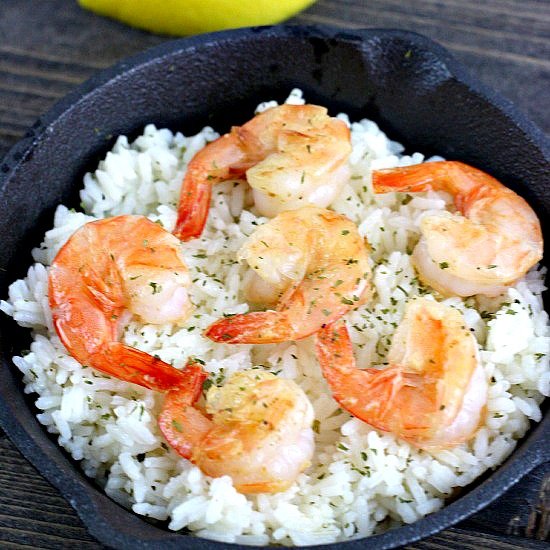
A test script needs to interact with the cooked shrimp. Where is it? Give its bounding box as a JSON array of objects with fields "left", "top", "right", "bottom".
[
  {"left": 316, "top": 298, "right": 487, "bottom": 449},
  {"left": 49, "top": 215, "right": 193, "bottom": 390},
  {"left": 159, "top": 364, "right": 315, "bottom": 494},
  {"left": 205, "top": 206, "right": 372, "bottom": 344},
  {"left": 174, "top": 104, "right": 352, "bottom": 240},
  {"left": 372, "top": 161, "right": 543, "bottom": 297},
  {"left": 50, "top": 216, "right": 313, "bottom": 493}
]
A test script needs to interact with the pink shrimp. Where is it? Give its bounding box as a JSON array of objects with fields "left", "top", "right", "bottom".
[
  {"left": 205, "top": 206, "right": 371, "bottom": 344},
  {"left": 174, "top": 104, "right": 351, "bottom": 240},
  {"left": 316, "top": 298, "right": 487, "bottom": 449},
  {"left": 372, "top": 161, "right": 543, "bottom": 297},
  {"left": 49, "top": 215, "right": 193, "bottom": 390},
  {"left": 159, "top": 365, "right": 314, "bottom": 494}
]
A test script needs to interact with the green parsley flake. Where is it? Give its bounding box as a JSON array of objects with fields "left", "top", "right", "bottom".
[{"left": 149, "top": 281, "right": 162, "bottom": 294}]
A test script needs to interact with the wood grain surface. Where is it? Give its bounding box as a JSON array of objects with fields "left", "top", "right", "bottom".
[{"left": 0, "top": 1, "right": 548, "bottom": 548}]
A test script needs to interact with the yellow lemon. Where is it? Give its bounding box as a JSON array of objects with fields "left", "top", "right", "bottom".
[{"left": 78, "top": 0, "right": 317, "bottom": 36}]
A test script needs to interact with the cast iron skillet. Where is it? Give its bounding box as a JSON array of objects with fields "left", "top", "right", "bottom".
[{"left": 0, "top": 25, "right": 548, "bottom": 550}]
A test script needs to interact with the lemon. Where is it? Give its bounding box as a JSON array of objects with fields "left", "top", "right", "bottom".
[{"left": 78, "top": 0, "right": 317, "bottom": 36}]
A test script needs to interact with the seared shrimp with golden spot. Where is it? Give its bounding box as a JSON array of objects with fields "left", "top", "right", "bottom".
[
  {"left": 49, "top": 215, "right": 193, "bottom": 390},
  {"left": 205, "top": 206, "right": 372, "bottom": 344},
  {"left": 372, "top": 161, "right": 543, "bottom": 297},
  {"left": 174, "top": 104, "right": 352, "bottom": 240},
  {"left": 316, "top": 298, "right": 487, "bottom": 449},
  {"left": 159, "top": 365, "right": 315, "bottom": 494}
]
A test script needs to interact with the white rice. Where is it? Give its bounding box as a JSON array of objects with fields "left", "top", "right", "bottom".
[{"left": 2, "top": 89, "right": 549, "bottom": 545}]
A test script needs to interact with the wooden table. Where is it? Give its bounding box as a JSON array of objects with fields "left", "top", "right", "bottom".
[{"left": 0, "top": 1, "right": 548, "bottom": 548}]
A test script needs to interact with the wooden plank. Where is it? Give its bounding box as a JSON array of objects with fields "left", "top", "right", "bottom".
[{"left": 408, "top": 526, "right": 549, "bottom": 549}]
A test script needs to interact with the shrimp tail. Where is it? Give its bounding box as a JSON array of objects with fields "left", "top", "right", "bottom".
[
  {"left": 315, "top": 321, "right": 403, "bottom": 431},
  {"left": 372, "top": 162, "right": 453, "bottom": 194},
  {"left": 92, "top": 342, "right": 192, "bottom": 392},
  {"left": 174, "top": 134, "right": 249, "bottom": 241},
  {"left": 158, "top": 361, "right": 212, "bottom": 458},
  {"left": 173, "top": 170, "right": 213, "bottom": 241},
  {"left": 205, "top": 311, "right": 296, "bottom": 344}
]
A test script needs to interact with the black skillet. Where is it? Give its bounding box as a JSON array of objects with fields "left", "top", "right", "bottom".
[{"left": 0, "top": 25, "right": 548, "bottom": 550}]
